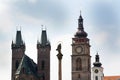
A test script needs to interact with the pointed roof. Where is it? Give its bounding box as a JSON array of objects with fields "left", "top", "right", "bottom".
[
  {"left": 93, "top": 53, "right": 102, "bottom": 67},
  {"left": 15, "top": 55, "right": 39, "bottom": 78},
  {"left": 15, "top": 30, "right": 23, "bottom": 45},
  {"left": 75, "top": 12, "right": 88, "bottom": 38},
  {"left": 40, "top": 29, "right": 50, "bottom": 46},
  {"left": 41, "top": 30, "right": 47, "bottom": 45}
]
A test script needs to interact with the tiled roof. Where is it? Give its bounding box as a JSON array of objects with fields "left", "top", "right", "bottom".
[
  {"left": 15, "top": 55, "right": 39, "bottom": 78},
  {"left": 104, "top": 76, "right": 120, "bottom": 80}
]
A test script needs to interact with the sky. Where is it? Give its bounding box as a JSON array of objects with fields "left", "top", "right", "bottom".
[{"left": 0, "top": 0, "right": 120, "bottom": 80}]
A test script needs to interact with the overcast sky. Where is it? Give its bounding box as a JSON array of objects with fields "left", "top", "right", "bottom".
[{"left": 0, "top": 0, "right": 120, "bottom": 80}]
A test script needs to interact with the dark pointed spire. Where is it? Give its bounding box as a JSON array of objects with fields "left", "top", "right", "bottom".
[
  {"left": 41, "top": 30, "right": 47, "bottom": 46},
  {"left": 75, "top": 12, "right": 88, "bottom": 38},
  {"left": 78, "top": 11, "right": 83, "bottom": 30},
  {"left": 12, "top": 30, "right": 25, "bottom": 49},
  {"left": 93, "top": 53, "right": 102, "bottom": 67},
  {"left": 38, "top": 27, "right": 50, "bottom": 47},
  {"left": 15, "top": 30, "right": 23, "bottom": 45}
]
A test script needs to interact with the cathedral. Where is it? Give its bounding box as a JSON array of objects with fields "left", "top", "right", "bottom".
[
  {"left": 11, "top": 29, "right": 51, "bottom": 80},
  {"left": 11, "top": 13, "right": 104, "bottom": 80}
]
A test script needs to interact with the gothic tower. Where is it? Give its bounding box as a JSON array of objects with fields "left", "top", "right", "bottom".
[
  {"left": 71, "top": 13, "right": 91, "bottom": 80},
  {"left": 37, "top": 29, "right": 51, "bottom": 80},
  {"left": 11, "top": 30, "right": 25, "bottom": 80},
  {"left": 92, "top": 53, "right": 104, "bottom": 80}
]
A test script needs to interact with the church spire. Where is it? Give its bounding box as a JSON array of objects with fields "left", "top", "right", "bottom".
[
  {"left": 15, "top": 30, "right": 23, "bottom": 45},
  {"left": 75, "top": 12, "right": 88, "bottom": 38},
  {"left": 11, "top": 30, "right": 25, "bottom": 49},
  {"left": 93, "top": 53, "right": 102, "bottom": 67},
  {"left": 37, "top": 28, "right": 50, "bottom": 47},
  {"left": 41, "top": 30, "right": 48, "bottom": 46},
  {"left": 78, "top": 11, "right": 83, "bottom": 30}
]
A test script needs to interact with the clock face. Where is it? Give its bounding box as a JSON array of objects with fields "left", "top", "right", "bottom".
[
  {"left": 75, "top": 46, "right": 83, "bottom": 53},
  {"left": 94, "top": 69, "right": 98, "bottom": 73}
]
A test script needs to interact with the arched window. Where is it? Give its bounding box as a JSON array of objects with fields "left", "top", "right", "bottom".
[
  {"left": 42, "top": 73, "right": 45, "bottom": 80},
  {"left": 88, "top": 59, "right": 90, "bottom": 71},
  {"left": 15, "top": 60, "right": 19, "bottom": 70},
  {"left": 41, "top": 60, "right": 45, "bottom": 70},
  {"left": 76, "top": 58, "right": 82, "bottom": 70},
  {"left": 95, "top": 76, "right": 98, "bottom": 80},
  {"left": 78, "top": 74, "right": 81, "bottom": 80}
]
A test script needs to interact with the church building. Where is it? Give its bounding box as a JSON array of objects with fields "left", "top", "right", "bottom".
[{"left": 11, "top": 30, "right": 51, "bottom": 80}]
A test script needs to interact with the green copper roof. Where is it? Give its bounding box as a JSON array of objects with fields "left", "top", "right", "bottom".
[
  {"left": 16, "top": 55, "right": 39, "bottom": 78},
  {"left": 15, "top": 30, "right": 23, "bottom": 45}
]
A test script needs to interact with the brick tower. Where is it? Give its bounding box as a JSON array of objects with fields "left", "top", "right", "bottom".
[
  {"left": 37, "top": 29, "right": 51, "bottom": 80},
  {"left": 11, "top": 30, "right": 25, "bottom": 80}
]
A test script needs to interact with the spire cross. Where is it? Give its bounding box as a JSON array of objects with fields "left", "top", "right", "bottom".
[{"left": 41, "top": 25, "right": 47, "bottom": 30}]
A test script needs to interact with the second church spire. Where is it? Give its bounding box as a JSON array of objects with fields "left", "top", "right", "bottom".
[{"left": 75, "top": 13, "right": 88, "bottom": 38}]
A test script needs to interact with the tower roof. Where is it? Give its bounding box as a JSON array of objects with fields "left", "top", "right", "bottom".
[
  {"left": 15, "top": 55, "right": 39, "bottom": 77},
  {"left": 38, "top": 29, "right": 50, "bottom": 46},
  {"left": 41, "top": 30, "right": 47, "bottom": 45},
  {"left": 75, "top": 13, "right": 88, "bottom": 38},
  {"left": 93, "top": 53, "right": 102, "bottom": 67},
  {"left": 11, "top": 30, "right": 25, "bottom": 49},
  {"left": 15, "top": 30, "right": 23, "bottom": 45}
]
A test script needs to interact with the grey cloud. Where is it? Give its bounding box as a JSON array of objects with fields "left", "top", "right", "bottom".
[
  {"left": 11, "top": 0, "right": 68, "bottom": 25},
  {"left": 90, "top": 2, "right": 118, "bottom": 27},
  {"left": 88, "top": 1, "right": 120, "bottom": 53}
]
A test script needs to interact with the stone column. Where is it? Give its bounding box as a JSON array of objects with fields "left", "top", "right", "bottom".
[{"left": 56, "top": 44, "right": 63, "bottom": 80}]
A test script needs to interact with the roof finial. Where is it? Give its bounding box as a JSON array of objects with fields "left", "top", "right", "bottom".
[
  {"left": 20, "top": 26, "right": 22, "bottom": 31},
  {"left": 41, "top": 25, "right": 43, "bottom": 30},
  {"left": 97, "top": 51, "right": 98, "bottom": 55},
  {"left": 80, "top": 10, "right": 82, "bottom": 16},
  {"left": 16, "top": 25, "right": 22, "bottom": 31},
  {"left": 41, "top": 25, "right": 46, "bottom": 30}
]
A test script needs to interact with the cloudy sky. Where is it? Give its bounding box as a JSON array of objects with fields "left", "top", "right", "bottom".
[{"left": 0, "top": 0, "right": 120, "bottom": 80}]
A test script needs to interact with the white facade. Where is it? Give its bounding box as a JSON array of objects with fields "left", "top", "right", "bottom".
[{"left": 92, "top": 67, "right": 104, "bottom": 80}]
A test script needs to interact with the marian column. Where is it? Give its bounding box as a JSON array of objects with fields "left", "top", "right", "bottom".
[{"left": 56, "top": 44, "right": 63, "bottom": 80}]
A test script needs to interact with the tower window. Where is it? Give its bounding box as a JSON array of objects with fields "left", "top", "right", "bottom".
[
  {"left": 15, "top": 60, "right": 19, "bottom": 70},
  {"left": 88, "top": 59, "right": 90, "bottom": 71},
  {"left": 78, "top": 74, "right": 81, "bottom": 80},
  {"left": 42, "top": 73, "right": 45, "bottom": 80},
  {"left": 41, "top": 60, "right": 45, "bottom": 70},
  {"left": 95, "top": 76, "right": 98, "bottom": 80},
  {"left": 76, "top": 58, "right": 82, "bottom": 70}
]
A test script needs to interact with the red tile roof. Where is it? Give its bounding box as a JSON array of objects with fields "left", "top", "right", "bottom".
[{"left": 104, "top": 76, "right": 120, "bottom": 80}]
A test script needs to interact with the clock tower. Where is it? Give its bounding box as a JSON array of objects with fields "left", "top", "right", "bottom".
[
  {"left": 92, "top": 53, "right": 104, "bottom": 80},
  {"left": 71, "top": 13, "right": 91, "bottom": 80}
]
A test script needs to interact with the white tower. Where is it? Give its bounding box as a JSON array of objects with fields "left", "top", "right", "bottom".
[{"left": 92, "top": 53, "right": 104, "bottom": 80}]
